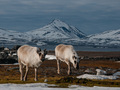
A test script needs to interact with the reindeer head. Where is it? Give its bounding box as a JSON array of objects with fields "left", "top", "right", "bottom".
[
  {"left": 72, "top": 53, "right": 80, "bottom": 70},
  {"left": 37, "top": 48, "right": 47, "bottom": 62}
]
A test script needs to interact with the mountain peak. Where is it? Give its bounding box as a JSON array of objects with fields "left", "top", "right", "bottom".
[
  {"left": 52, "top": 19, "right": 62, "bottom": 22},
  {"left": 27, "top": 19, "right": 86, "bottom": 39},
  {"left": 50, "top": 19, "right": 68, "bottom": 27}
]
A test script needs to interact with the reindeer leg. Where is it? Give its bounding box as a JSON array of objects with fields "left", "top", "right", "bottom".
[
  {"left": 67, "top": 61, "right": 71, "bottom": 75},
  {"left": 24, "top": 65, "right": 29, "bottom": 81},
  {"left": 57, "top": 58, "right": 60, "bottom": 74},
  {"left": 34, "top": 67, "right": 38, "bottom": 81},
  {"left": 19, "top": 59, "right": 23, "bottom": 81}
]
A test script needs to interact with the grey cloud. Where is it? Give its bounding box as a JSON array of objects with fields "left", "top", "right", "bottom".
[
  {"left": 0, "top": 0, "right": 120, "bottom": 34},
  {"left": 0, "top": 0, "right": 120, "bottom": 15}
]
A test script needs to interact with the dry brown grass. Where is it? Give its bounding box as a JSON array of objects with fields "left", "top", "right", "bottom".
[
  {"left": 0, "top": 60, "right": 120, "bottom": 82},
  {"left": 80, "top": 60, "right": 120, "bottom": 69},
  {"left": 48, "top": 51, "right": 120, "bottom": 57}
]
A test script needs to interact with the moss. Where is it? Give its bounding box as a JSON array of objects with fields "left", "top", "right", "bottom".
[
  {"left": 55, "top": 77, "right": 120, "bottom": 87},
  {"left": 1, "top": 76, "right": 120, "bottom": 87}
]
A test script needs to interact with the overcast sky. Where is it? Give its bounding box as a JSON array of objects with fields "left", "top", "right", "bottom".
[{"left": 0, "top": 0, "right": 120, "bottom": 34}]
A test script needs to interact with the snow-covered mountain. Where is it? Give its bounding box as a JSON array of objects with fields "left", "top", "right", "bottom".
[
  {"left": 0, "top": 28, "right": 31, "bottom": 45},
  {"left": 88, "top": 29, "right": 120, "bottom": 39},
  {"left": 0, "top": 19, "right": 120, "bottom": 48},
  {"left": 27, "top": 19, "right": 85, "bottom": 40},
  {"left": 26, "top": 19, "right": 86, "bottom": 45},
  {"left": 86, "top": 29, "right": 120, "bottom": 47},
  {"left": 0, "top": 19, "right": 86, "bottom": 46}
]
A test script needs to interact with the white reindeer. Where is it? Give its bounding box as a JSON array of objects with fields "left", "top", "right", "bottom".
[
  {"left": 55, "top": 44, "right": 80, "bottom": 75},
  {"left": 17, "top": 45, "right": 47, "bottom": 81}
]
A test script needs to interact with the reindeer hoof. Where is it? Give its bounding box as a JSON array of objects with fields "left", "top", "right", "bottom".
[
  {"left": 20, "top": 78, "right": 24, "bottom": 81},
  {"left": 34, "top": 79, "right": 38, "bottom": 81},
  {"left": 23, "top": 78, "right": 27, "bottom": 81},
  {"left": 68, "top": 72, "right": 71, "bottom": 75},
  {"left": 57, "top": 70, "right": 60, "bottom": 74},
  {"left": 57, "top": 72, "right": 60, "bottom": 74}
]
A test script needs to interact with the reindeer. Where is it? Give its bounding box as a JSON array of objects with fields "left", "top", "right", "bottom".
[
  {"left": 55, "top": 44, "right": 80, "bottom": 75},
  {"left": 17, "top": 45, "right": 47, "bottom": 81}
]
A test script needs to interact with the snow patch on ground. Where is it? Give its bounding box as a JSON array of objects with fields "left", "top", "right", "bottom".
[
  {"left": 77, "top": 74, "right": 118, "bottom": 80},
  {"left": 0, "top": 83, "right": 120, "bottom": 90},
  {"left": 45, "top": 55, "right": 56, "bottom": 60},
  {"left": 113, "top": 72, "right": 120, "bottom": 76}
]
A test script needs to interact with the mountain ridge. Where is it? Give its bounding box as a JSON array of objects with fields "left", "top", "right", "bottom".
[
  {"left": 26, "top": 19, "right": 86, "bottom": 40},
  {"left": 0, "top": 19, "right": 120, "bottom": 48}
]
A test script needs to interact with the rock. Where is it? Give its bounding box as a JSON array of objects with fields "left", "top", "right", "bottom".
[
  {"left": 7, "top": 67, "right": 19, "bottom": 71},
  {"left": 0, "top": 45, "right": 19, "bottom": 64},
  {"left": 12, "top": 45, "right": 21, "bottom": 50},
  {"left": 44, "top": 79, "right": 48, "bottom": 82},
  {"left": 0, "top": 52, "right": 8, "bottom": 59},
  {"left": 0, "top": 47, "right": 4, "bottom": 51},
  {"left": 4, "top": 48, "right": 9, "bottom": 51},
  {"left": 84, "top": 68, "right": 95, "bottom": 74},
  {"left": 113, "top": 71, "right": 120, "bottom": 76},
  {"left": 96, "top": 69, "right": 107, "bottom": 75},
  {"left": 0, "top": 51, "right": 17, "bottom": 64},
  {"left": 106, "top": 68, "right": 117, "bottom": 75}
]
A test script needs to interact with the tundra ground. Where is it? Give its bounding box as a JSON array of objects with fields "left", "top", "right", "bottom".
[{"left": 0, "top": 51, "right": 120, "bottom": 87}]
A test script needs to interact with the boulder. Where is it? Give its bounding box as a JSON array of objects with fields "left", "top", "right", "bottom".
[
  {"left": 96, "top": 69, "right": 107, "bottom": 75},
  {"left": 4, "top": 47, "right": 9, "bottom": 51},
  {"left": 84, "top": 68, "right": 95, "bottom": 74},
  {"left": 0, "top": 49, "right": 18, "bottom": 64},
  {"left": 11, "top": 45, "right": 21, "bottom": 50},
  {"left": 0, "top": 47, "right": 4, "bottom": 51},
  {"left": 113, "top": 71, "right": 120, "bottom": 76}
]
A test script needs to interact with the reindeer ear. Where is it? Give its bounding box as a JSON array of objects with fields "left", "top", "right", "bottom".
[
  {"left": 39, "top": 48, "right": 41, "bottom": 51},
  {"left": 37, "top": 48, "right": 41, "bottom": 53},
  {"left": 44, "top": 49, "right": 47, "bottom": 54}
]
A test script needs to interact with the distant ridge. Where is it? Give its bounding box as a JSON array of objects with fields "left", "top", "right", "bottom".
[{"left": 0, "top": 19, "right": 120, "bottom": 47}]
